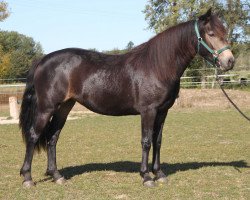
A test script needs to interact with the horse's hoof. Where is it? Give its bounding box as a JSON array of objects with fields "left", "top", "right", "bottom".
[
  {"left": 143, "top": 180, "right": 156, "bottom": 188},
  {"left": 156, "top": 177, "right": 168, "bottom": 185},
  {"left": 55, "top": 177, "right": 66, "bottom": 185},
  {"left": 23, "top": 180, "right": 35, "bottom": 188}
]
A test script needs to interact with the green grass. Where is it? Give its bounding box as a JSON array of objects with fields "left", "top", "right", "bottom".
[
  {"left": 0, "top": 109, "right": 249, "bottom": 200},
  {"left": 0, "top": 111, "right": 9, "bottom": 117}
]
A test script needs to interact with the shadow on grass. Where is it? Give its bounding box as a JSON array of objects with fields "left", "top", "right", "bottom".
[{"left": 59, "top": 160, "right": 249, "bottom": 180}]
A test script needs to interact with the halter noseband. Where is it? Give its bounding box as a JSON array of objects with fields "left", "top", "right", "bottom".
[{"left": 194, "top": 20, "right": 230, "bottom": 66}]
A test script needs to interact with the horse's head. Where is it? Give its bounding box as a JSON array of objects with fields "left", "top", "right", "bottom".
[{"left": 197, "top": 8, "right": 234, "bottom": 71}]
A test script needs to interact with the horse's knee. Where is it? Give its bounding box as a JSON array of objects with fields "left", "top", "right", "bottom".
[{"left": 141, "top": 137, "right": 152, "bottom": 151}]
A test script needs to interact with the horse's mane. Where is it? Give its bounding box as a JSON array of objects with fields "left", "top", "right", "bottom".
[{"left": 126, "top": 20, "right": 196, "bottom": 81}]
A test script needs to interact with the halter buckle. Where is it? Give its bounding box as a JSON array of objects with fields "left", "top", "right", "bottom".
[{"left": 213, "top": 51, "right": 219, "bottom": 58}]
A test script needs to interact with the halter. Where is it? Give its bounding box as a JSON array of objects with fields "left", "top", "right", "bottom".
[{"left": 194, "top": 19, "right": 230, "bottom": 66}]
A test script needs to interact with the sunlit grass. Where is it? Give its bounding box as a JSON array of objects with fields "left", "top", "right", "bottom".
[{"left": 0, "top": 109, "right": 249, "bottom": 199}]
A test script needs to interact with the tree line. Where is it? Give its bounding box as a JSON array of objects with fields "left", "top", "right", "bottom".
[{"left": 0, "top": 0, "right": 249, "bottom": 80}]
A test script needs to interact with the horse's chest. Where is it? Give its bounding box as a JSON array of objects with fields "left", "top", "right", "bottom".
[
  {"left": 154, "top": 82, "right": 180, "bottom": 110},
  {"left": 162, "top": 85, "right": 180, "bottom": 109},
  {"left": 136, "top": 80, "right": 179, "bottom": 111}
]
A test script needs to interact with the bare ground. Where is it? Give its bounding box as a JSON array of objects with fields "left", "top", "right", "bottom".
[{"left": 174, "top": 89, "right": 250, "bottom": 109}]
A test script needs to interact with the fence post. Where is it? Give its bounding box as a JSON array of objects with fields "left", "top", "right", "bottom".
[
  {"left": 9, "top": 96, "right": 19, "bottom": 119},
  {"left": 201, "top": 76, "right": 206, "bottom": 89}
]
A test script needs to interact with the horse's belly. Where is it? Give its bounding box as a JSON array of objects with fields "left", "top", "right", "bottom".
[{"left": 76, "top": 89, "right": 138, "bottom": 116}]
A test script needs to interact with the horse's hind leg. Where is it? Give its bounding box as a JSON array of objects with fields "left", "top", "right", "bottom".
[
  {"left": 45, "top": 99, "right": 75, "bottom": 184},
  {"left": 20, "top": 108, "right": 54, "bottom": 187}
]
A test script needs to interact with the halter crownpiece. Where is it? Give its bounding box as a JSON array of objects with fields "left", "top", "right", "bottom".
[{"left": 194, "top": 19, "right": 230, "bottom": 66}]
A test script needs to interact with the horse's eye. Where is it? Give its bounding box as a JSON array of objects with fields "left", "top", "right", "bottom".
[{"left": 208, "top": 31, "right": 215, "bottom": 37}]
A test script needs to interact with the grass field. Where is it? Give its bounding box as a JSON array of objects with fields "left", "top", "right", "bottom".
[{"left": 0, "top": 109, "right": 249, "bottom": 200}]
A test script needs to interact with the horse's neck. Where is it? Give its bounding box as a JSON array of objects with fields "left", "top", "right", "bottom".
[
  {"left": 152, "top": 21, "right": 197, "bottom": 81},
  {"left": 174, "top": 42, "right": 197, "bottom": 78}
]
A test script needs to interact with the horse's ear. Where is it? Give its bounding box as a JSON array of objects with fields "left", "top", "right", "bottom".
[{"left": 199, "top": 8, "right": 212, "bottom": 24}]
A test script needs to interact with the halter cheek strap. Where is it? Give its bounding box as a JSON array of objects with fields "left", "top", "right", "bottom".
[{"left": 194, "top": 20, "right": 230, "bottom": 66}]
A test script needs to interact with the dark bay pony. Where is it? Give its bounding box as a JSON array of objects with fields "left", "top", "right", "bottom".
[{"left": 19, "top": 9, "right": 234, "bottom": 187}]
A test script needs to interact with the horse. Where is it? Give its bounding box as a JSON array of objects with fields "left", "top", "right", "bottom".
[{"left": 19, "top": 8, "right": 234, "bottom": 188}]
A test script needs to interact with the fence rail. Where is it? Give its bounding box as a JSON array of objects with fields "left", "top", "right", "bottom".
[{"left": 180, "top": 72, "right": 250, "bottom": 88}]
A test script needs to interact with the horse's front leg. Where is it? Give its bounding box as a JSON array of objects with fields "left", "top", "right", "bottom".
[
  {"left": 140, "top": 109, "right": 157, "bottom": 187},
  {"left": 152, "top": 111, "right": 168, "bottom": 184}
]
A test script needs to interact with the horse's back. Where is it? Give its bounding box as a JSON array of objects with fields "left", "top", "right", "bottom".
[{"left": 33, "top": 48, "right": 138, "bottom": 115}]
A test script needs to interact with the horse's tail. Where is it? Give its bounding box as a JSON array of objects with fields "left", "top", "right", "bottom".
[{"left": 19, "top": 58, "right": 47, "bottom": 152}]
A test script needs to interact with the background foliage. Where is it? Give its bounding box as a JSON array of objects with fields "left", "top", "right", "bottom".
[
  {"left": 0, "top": 1, "right": 43, "bottom": 79},
  {"left": 143, "top": 0, "right": 250, "bottom": 78},
  {"left": 0, "top": 31, "right": 43, "bottom": 79},
  {"left": 143, "top": 0, "right": 249, "bottom": 42},
  {"left": 0, "top": 1, "right": 9, "bottom": 22}
]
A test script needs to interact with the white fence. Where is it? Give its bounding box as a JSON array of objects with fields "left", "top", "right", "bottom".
[{"left": 181, "top": 74, "right": 250, "bottom": 88}]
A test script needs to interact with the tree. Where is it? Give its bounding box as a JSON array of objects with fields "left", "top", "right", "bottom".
[
  {"left": 143, "top": 0, "right": 249, "bottom": 42},
  {"left": 0, "top": 1, "right": 9, "bottom": 21},
  {"left": 126, "top": 41, "right": 134, "bottom": 50},
  {"left": 224, "top": 0, "right": 250, "bottom": 43},
  {"left": 0, "top": 31, "right": 43, "bottom": 79},
  {"left": 144, "top": 0, "right": 221, "bottom": 33},
  {"left": 0, "top": 45, "right": 11, "bottom": 78}
]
